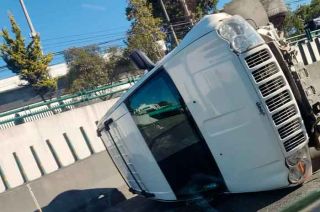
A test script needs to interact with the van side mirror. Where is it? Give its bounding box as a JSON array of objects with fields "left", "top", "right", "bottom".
[{"left": 129, "top": 50, "right": 155, "bottom": 72}]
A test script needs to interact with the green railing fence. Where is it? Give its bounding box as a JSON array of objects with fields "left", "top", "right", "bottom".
[
  {"left": 286, "top": 28, "right": 320, "bottom": 44},
  {"left": 0, "top": 75, "right": 141, "bottom": 129}
]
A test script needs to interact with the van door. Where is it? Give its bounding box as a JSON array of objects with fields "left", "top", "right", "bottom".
[{"left": 125, "top": 70, "right": 225, "bottom": 199}]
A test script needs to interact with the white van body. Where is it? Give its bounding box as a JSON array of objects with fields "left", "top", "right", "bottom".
[{"left": 97, "top": 13, "right": 312, "bottom": 201}]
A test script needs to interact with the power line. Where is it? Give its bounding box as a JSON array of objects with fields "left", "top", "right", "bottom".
[
  {"left": 171, "top": 21, "right": 191, "bottom": 27},
  {"left": 1, "top": 19, "right": 192, "bottom": 72},
  {"left": 44, "top": 34, "right": 126, "bottom": 48},
  {"left": 0, "top": 65, "right": 7, "bottom": 70},
  {"left": 46, "top": 36, "right": 126, "bottom": 52},
  {"left": 286, "top": 0, "right": 310, "bottom": 5},
  {"left": 52, "top": 43, "right": 127, "bottom": 57},
  {"left": 43, "top": 31, "right": 126, "bottom": 44},
  {"left": 0, "top": 37, "right": 127, "bottom": 74},
  {"left": 41, "top": 25, "right": 130, "bottom": 42}
]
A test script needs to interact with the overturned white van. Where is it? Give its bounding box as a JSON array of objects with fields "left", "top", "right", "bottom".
[{"left": 97, "top": 13, "right": 314, "bottom": 201}]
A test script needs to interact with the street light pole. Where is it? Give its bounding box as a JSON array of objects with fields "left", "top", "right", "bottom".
[
  {"left": 179, "top": 0, "right": 194, "bottom": 26},
  {"left": 19, "top": 0, "right": 38, "bottom": 38},
  {"left": 159, "top": 0, "right": 179, "bottom": 46}
]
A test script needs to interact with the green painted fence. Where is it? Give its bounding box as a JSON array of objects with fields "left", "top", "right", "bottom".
[
  {"left": 0, "top": 75, "right": 141, "bottom": 129},
  {"left": 286, "top": 28, "right": 320, "bottom": 44}
]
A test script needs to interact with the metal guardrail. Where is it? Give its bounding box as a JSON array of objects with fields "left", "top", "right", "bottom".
[
  {"left": 0, "top": 75, "right": 141, "bottom": 129},
  {"left": 287, "top": 29, "right": 320, "bottom": 45}
]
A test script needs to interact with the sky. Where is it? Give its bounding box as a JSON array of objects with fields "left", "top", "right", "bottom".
[
  {"left": 0, "top": 0, "right": 311, "bottom": 79},
  {"left": 0, "top": 0, "right": 131, "bottom": 78}
]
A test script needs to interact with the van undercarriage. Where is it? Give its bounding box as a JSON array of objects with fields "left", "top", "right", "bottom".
[{"left": 268, "top": 39, "right": 320, "bottom": 149}]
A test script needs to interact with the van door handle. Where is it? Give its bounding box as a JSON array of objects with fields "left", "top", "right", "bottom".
[{"left": 104, "top": 118, "right": 114, "bottom": 131}]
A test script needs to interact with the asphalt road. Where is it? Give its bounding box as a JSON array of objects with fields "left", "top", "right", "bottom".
[{"left": 80, "top": 147, "right": 320, "bottom": 212}]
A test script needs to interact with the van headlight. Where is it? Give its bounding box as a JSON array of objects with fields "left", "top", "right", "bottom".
[
  {"left": 217, "top": 15, "right": 264, "bottom": 53},
  {"left": 286, "top": 146, "right": 312, "bottom": 184}
]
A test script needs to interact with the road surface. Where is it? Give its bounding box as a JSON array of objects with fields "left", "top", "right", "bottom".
[{"left": 78, "top": 148, "right": 320, "bottom": 212}]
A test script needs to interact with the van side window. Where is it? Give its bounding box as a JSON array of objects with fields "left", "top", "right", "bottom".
[{"left": 126, "top": 69, "right": 224, "bottom": 198}]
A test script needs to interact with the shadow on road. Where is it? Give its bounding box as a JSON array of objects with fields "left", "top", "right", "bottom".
[
  {"left": 39, "top": 148, "right": 320, "bottom": 212},
  {"left": 105, "top": 187, "right": 297, "bottom": 212},
  {"left": 41, "top": 188, "right": 126, "bottom": 212},
  {"left": 213, "top": 187, "right": 298, "bottom": 212},
  {"left": 103, "top": 148, "right": 320, "bottom": 211}
]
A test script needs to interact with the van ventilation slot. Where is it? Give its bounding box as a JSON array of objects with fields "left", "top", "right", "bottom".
[
  {"left": 272, "top": 105, "right": 297, "bottom": 126},
  {"left": 252, "top": 63, "right": 279, "bottom": 83},
  {"left": 265, "top": 90, "right": 291, "bottom": 112},
  {"left": 278, "top": 119, "right": 301, "bottom": 139},
  {"left": 245, "top": 49, "right": 271, "bottom": 68},
  {"left": 283, "top": 132, "right": 306, "bottom": 152},
  {"left": 259, "top": 76, "right": 285, "bottom": 97}
]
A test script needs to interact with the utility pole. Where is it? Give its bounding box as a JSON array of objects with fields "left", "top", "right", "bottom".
[
  {"left": 179, "top": 0, "right": 194, "bottom": 26},
  {"left": 159, "top": 0, "right": 179, "bottom": 46},
  {"left": 19, "top": 0, "right": 38, "bottom": 38}
]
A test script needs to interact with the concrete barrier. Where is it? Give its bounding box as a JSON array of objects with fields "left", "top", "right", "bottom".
[
  {"left": 0, "top": 97, "right": 119, "bottom": 192},
  {"left": 292, "top": 37, "right": 320, "bottom": 65}
]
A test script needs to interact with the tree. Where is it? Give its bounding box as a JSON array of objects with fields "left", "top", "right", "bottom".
[
  {"left": 307, "top": 0, "right": 320, "bottom": 20},
  {"left": 283, "top": 9, "right": 305, "bottom": 36},
  {"left": 105, "top": 47, "right": 136, "bottom": 82},
  {"left": 64, "top": 46, "right": 109, "bottom": 93},
  {"left": 283, "top": 0, "right": 320, "bottom": 36},
  {"left": 148, "top": 0, "right": 218, "bottom": 40},
  {"left": 0, "top": 14, "right": 56, "bottom": 100},
  {"left": 126, "top": 0, "right": 166, "bottom": 62},
  {"left": 194, "top": 0, "right": 218, "bottom": 21},
  {"left": 125, "top": 0, "right": 218, "bottom": 57}
]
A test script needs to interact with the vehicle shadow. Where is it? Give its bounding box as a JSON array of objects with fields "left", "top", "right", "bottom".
[
  {"left": 212, "top": 187, "right": 298, "bottom": 212},
  {"left": 107, "top": 195, "right": 208, "bottom": 212},
  {"left": 106, "top": 187, "right": 297, "bottom": 212},
  {"left": 40, "top": 188, "right": 126, "bottom": 212},
  {"left": 40, "top": 149, "right": 320, "bottom": 212}
]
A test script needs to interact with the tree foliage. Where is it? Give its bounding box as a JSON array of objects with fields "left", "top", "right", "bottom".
[
  {"left": 64, "top": 45, "right": 139, "bottom": 93},
  {"left": 284, "top": 0, "right": 320, "bottom": 36},
  {"left": 126, "top": 0, "right": 166, "bottom": 62},
  {"left": 284, "top": 9, "right": 305, "bottom": 36},
  {"left": 305, "top": 0, "right": 320, "bottom": 20},
  {"left": 125, "top": 0, "right": 218, "bottom": 59},
  {"left": 64, "top": 46, "right": 109, "bottom": 93},
  {"left": 105, "top": 47, "right": 135, "bottom": 82},
  {"left": 194, "top": 0, "right": 218, "bottom": 21},
  {"left": 0, "top": 15, "right": 56, "bottom": 97}
]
